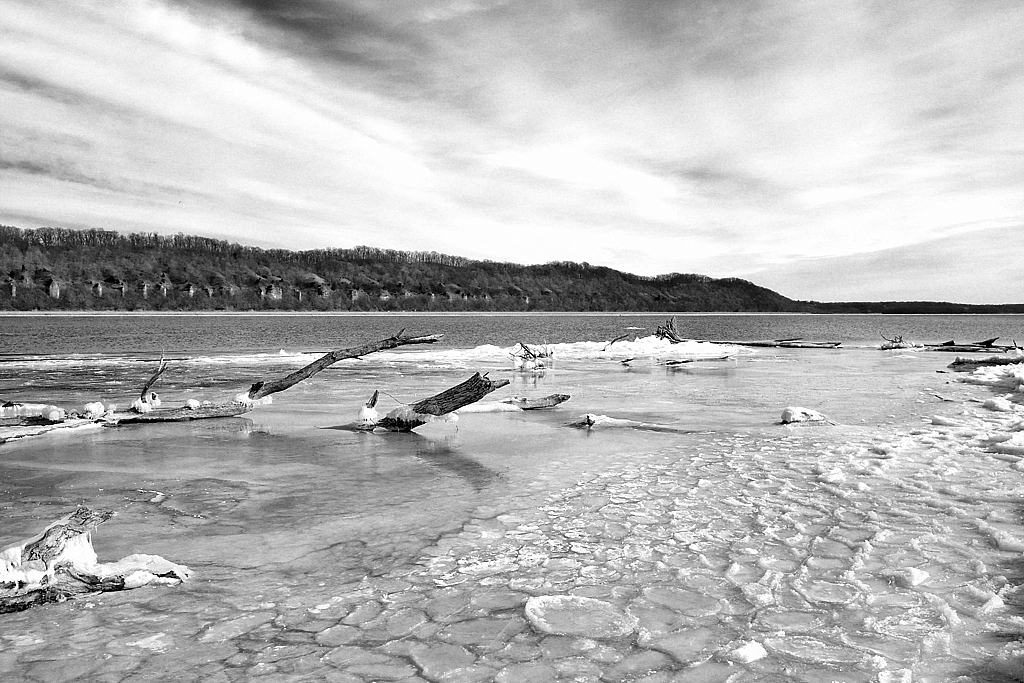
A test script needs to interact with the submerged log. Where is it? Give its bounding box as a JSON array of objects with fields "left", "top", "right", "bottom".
[
  {"left": 374, "top": 372, "right": 510, "bottom": 431},
  {"left": 1, "top": 507, "right": 191, "bottom": 613},
  {"left": 568, "top": 413, "right": 694, "bottom": 434},
  {"left": 501, "top": 394, "right": 571, "bottom": 410},
  {"left": 247, "top": 330, "right": 443, "bottom": 400}
]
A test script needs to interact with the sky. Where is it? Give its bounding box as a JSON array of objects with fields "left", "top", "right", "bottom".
[{"left": 1, "top": 0, "right": 1023, "bottom": 304}]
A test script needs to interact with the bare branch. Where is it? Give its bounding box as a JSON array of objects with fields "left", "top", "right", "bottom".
[{"left": 247, "top": 332, "right": 442, "bottom": 400}]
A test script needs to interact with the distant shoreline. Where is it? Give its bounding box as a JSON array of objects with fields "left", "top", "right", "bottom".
[{"left": 0, "top": 310, "right": 1021, "bottom": 317}]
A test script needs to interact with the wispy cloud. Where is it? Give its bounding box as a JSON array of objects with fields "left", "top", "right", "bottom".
[{"left": 1, "top": 0, "right": 1022, "bottom": 302}]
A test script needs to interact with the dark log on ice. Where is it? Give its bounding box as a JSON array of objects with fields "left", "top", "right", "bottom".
[
  {"left": 711, "top": 340, "right": 841, "bottom": 349},
  {"left": 513, "top": 342, "right": 552, "bottom": 360},
  {"left": 947, "top": 355, "right": 1024, "bottom": 371},
  {"left": 602, "top": 333, "right": 630, "bottom": 350},
  {"left": 659, "top": 355, "right": 734, "bottom": 366},
  {"left": 926, "top": 338, "right": 1017, "bottom": 353},
  {"left": 926, "top": 344, "right": 1010, "bottom": 353},
  {"left": 501, "top": 393, "right": 571, "bottom": 410},
  {"left": 139, "top": 356, "right": 169, "bottom": 402},
  {"left": 655, "top": 317, "right": 687, "bottom": 343},
  {"left": 112, "top": 403, "right": 252, "bottom": 424},
  {"left": 375, "top": 372, "right": 510, "bottom": 432},
  {"left": 1, "top": 506, "right": 191, "bottom": 613},
  {"left": 655, "top": 318, "right": 840, "bottom": 348},
  {"left": 247, "top": 330, "right": 443, "bottom": 400}
]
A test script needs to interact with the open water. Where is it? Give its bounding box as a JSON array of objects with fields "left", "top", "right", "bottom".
[{"left": 2, "top": 313, "right": 1024, "bottom": 683}]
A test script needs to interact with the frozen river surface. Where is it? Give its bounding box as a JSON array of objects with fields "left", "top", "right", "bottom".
[{"left": 2, "top": 314, "right": 1024, "bottom": 682}]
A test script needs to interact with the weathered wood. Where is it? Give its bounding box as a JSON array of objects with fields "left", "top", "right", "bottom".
[
  {"left": 112, "top": 403, "right": 252, "bottom": 424},
  {"left": 139, "top": 356, "right": 169, "bottom": 402},
  {"left": 23, "top": 507, "right": 114, "bottom": 567},
  {"left": 656, "top": 317, "right": 840, "bottom": 348},
  {"left": 926, "top": 345, "right": 1009, "bottom": 353},
  {"left": 603, "top": 334, "right": 629, "bottom": 350},
  {"left": 501, "top": 394, "right": 571, "bottom": 410},
  {"left": 375, "top": 372, "right": 510, "bottom": 431},
  {"left": 0, "top": 417, "right": 103, "bottom": 445},
  {"left": 247, "top": 331, "right": 443, "bottom": 400},
  {"left": 948, "top": 355, "right": 1024, "bottom": 371},
  {"left": 1, "top": 507, "right": 191, "bottom": 613},
  {"left": 655, "top": 317, "right": 687, "bottom": 343}
]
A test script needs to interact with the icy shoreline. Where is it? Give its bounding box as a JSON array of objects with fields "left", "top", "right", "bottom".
[{"left": 3, "top": 347, "right": 1024, "bottom": 681}]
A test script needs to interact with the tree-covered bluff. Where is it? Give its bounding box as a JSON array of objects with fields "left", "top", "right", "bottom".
[
  {"left": 0, "top": 225, "right": 816, "bottom": 312},
  {"left": 5, "top": 225, "right": 1019, "bottom": 313}
]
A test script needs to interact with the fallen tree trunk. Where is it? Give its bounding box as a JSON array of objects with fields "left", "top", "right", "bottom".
[
  {"left": 948, "top": 355, "right": 1024, "bottom": 371},
  {"left": 655, "top": 317, "right": 839, "bottom": 349},
  {"left": 0, "top": 417, "right": 103, "bottom": 445},
  {"left": 1, "top": 507, "right": 191, "bottom": 613},
  {"left": 926, "top": 345, "right": 1009, "bottom": 353},
  {"left": 247, "top": 330, "right": 443, "bottom": 400},
  {"left": 2, "top": 331, "right": 446, "bottom": 445},
  {"left": 374, "top": 372, "right": 510, "bottom": 431},
  {"left": 113, "top": 403, "right": 252, "bottom": 424}
]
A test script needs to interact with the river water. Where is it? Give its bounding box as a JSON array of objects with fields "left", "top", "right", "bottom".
[{"left": 1, "top": 313, "right": 1024, "bottom": 682}]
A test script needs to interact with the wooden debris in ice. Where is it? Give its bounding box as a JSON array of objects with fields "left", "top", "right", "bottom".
[{"left": 1, "top": 506, "right": 191, "bottom": 613}]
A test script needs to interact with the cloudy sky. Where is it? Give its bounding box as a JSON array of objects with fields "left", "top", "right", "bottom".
[{"left": 2, "top": 0, "right": 1022, "bottom": 303}]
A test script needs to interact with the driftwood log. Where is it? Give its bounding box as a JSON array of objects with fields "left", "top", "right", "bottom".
[
  {"left": 248, "top": 330, "right": 443, "bottom": 400},
  {"left": 114, "top": 403, "right": 253, "bottom": 423},
  {"left": 1, "top": 507, "right": 191, "bottom": 613},
  {"left": 926, "top": 338, "right": 1017, "bottom": 353},
  {"left": 656, "top": 317, "right": 840, "bottom": 348},
  {"left": 655, "top": 317, "right": 687, "bottom": 343},
  {"left": 947, "top": 355, "right": 1024, "bottom": 371},
  {"left": 1, "top": 330, "right": 445, "bottom": 443},
  {"left": 502, "top": 394, "right": 571, "bottom": 410},
  {"left": 350, "top": 373, "right": 511, "bottom": 432}
]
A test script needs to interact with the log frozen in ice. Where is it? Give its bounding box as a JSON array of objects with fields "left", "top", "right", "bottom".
[
  {"left": 375, "top": 372, "right": 510, "bottom": 432},
  {"left": 112, "top": 402, "right": 252, "bottom": 423},
  {"left": 501, "top": 393, "right": 571, "bottom": 410},
  {"left": 246, "top": 330, "right": 443, "bottom": 400},
  {"left": 1, "top": 506, "right": 191, "bottom": 613}
]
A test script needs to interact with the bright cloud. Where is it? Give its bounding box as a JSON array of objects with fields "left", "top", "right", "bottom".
[{"left": 2, "top": 0, "right": 1023, "bottom": 302}]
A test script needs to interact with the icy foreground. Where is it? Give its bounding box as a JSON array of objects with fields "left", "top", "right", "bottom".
[{"left": 4, "top": 354, "right": 1024, "bottom": 681}]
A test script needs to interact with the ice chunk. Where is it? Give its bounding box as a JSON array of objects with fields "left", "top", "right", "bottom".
[
  {"left": 524, "top": 595, "right": 637, "bottom": 638},
  {"left": 888, "top": 567, "right": 929, "bottom": 588},
  {"left": 992, "top": 643, "right": 1024, "bottom": 681},
  {"left": 984, "top": 397, "right": 1015, "bottom": 412},
  {"left": 720, "top": 640, "right": 767, "bottom": 663},
  {"left": 83, "top": 401, "right": 106, "bottom": 418},
  {"left": 781, "top": 407, "right": 827, "bottom": 424}
]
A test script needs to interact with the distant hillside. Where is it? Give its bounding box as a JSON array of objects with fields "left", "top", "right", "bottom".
[
  {"left": 0, "top": 225, "right": 816, "bottom": 313},
  {"left": 2, "top": 225, "right": 1020, "bottom": 313}
]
